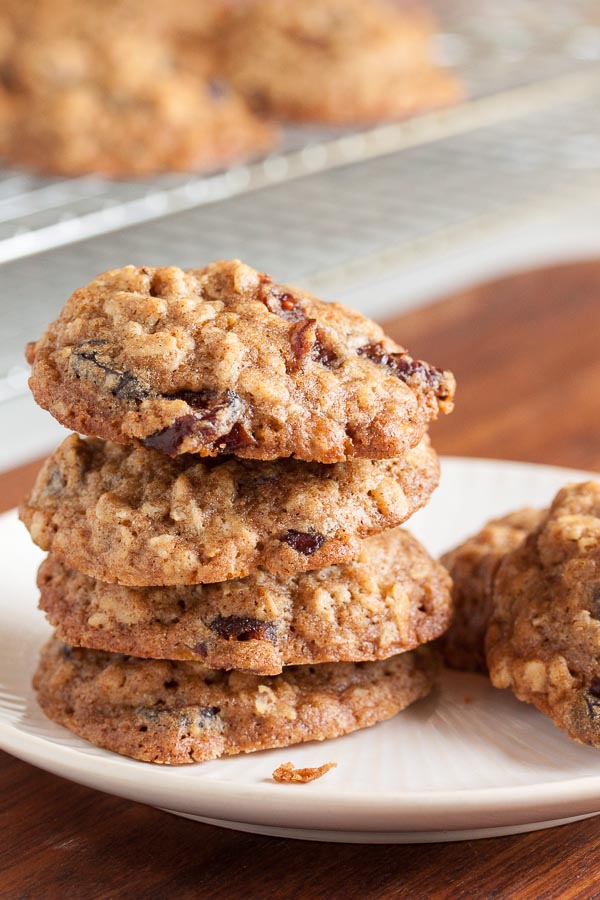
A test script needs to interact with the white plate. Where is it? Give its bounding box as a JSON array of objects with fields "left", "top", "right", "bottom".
[{"left": 2, "top": 456, "right": 600, "bottom": 844}]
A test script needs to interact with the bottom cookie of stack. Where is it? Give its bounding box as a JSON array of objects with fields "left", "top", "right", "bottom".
[{"left": 34, "top": 636, "right": 437, "bottom": 765}]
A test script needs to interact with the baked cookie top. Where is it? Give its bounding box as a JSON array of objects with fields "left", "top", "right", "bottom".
[
  {"left": 441, "top": 509, "right": 543, "bottom": 673},
  {"left": 224, "top": 0, "right": 462, "bottom": 124},
  {"left": 26, "top": 260, "right": 455, "bottom": 462},
  {"left": 487, "top": 482, "right": 600, "bottom": 747},
  {"left": 39, "top": 527, "right": 452, "bottom": 674},
  {"left": 34, "top": 635, "right": 437, "bottom": 764},
  {"left": 20, "top": 433, "right": 439, "bottom": 586},
  {"left": 0, "top": 19, "right": 275, "bottom": 177}
]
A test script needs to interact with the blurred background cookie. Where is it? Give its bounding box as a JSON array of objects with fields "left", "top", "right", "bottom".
[
  {"left": 0, "top": 0, "right": 462, "bottom": 175},
  {"left": 0, "top": 12, "right": 276, "bottom": 177},
  {"left": 223, "top": 0, "right": 462, "bottom": 124}
]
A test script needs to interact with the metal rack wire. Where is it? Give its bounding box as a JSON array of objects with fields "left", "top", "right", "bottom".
[{"left": 1, "top": 0, "right": 600, "bottom": 401}]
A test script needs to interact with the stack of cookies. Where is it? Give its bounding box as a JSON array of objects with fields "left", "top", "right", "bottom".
[{"left": 20, "top": 259, "right": 456, "bottom": 765}]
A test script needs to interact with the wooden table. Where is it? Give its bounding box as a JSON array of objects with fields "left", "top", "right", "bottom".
[{"left": 2, "top": 260, "right": 600, "bottom": 900}]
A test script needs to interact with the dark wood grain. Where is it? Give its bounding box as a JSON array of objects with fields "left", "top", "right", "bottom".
[
  {"left": 394, "top": 261, "right": 600, "bottom": 470},
  {"left": 3, "top": 260, "right": 600, "bottom": 900}
]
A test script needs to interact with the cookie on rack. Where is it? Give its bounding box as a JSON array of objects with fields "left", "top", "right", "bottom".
[
  {"left": 0, "top": 22, "right": 275, "bottom": 177},
  {"left": 20, "top": 433, "right": 439, "bottom": 586},
  {"left": 0, "top": 0, "right": 232, "bottom": 68},
  {"left": 223, "top": 0, "right": 462, "bottom": 124},
  {"left": 441, "top": 509, "right": 543, "bottom": 672},
  {"left": 34, "top": 635, "right": 438, "bottom": 764},
  {"left": 38, "top": 527, "right": 452, "bottom": 674},
  {"left": 26, "top": 260, "right": 455, "bottom": 463},
  {"left": 487, "top": 482, "right": 600, "bottom": 748}
]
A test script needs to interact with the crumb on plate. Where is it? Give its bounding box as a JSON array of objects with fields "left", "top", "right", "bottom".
[{"left": 272, "top": 761, "right": 337, "bottom": 783}]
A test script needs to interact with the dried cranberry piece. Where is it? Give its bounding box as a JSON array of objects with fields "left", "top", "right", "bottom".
[
  {"left": 143, "top": 389, "right": 244, "bottom": 456},
  {"left": 312, "top": 332, "right": 338, "bottom": 367},
  {"left": 70, "top": 340, "right": 150, "bottom": 402},
  {"left": 142, "top": 414, "right": 198, "bottom": 456},
  {"left": 589, "top": 677, "right": 600, "bottom": 699},
  {"left": 139, "top": 706, "right": 219, "bottom": 726},
  {"left": 357, "top": 342, "right": 448, "bottom": 400},
  {"left": 357, "top": 342, "right": 427, "bottom": 378},
  {"left": 192, "top": 641, "right": 209, "bottom": 659},
  {"left": 210, "top": 616, "right": 277, "bottom": 643},
  {"left": 288, "top": 321, "right": 339, "bottom": 371},
  {"left": 260, "top": 287, "right": 306, "bottom": 323},
  {"left": 215, "top": 422, "right": 256, "bottom": 453},
  {"left": 280, "top": 530, "right": 326, "bottom": 555},
  {"left": 113, "top": 371, "right": 150, "bottom": 402}
]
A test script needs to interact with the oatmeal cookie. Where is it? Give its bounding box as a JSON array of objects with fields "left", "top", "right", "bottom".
[
  {"left": 487, "top": 482, "right": 600, "bottom": 747},
  {"left": 20, "top": 433, "right": 439, "bottom": 586},
  {"left": 441, "top": 509, "right": 543, "bottom": 672},
  {"left": 223, "top": 0, "right": 462, "bottom": 124},
  {"left": 38, "top": 528, "right": 452, "bottom": 673},
  {"left": 0, "top": 23, "right": 275, "bottom": 177},
  {"left": 34, "top": 635, "right": 437, "bottom": 764},
  {"left": 0, "top": 0, "right": 235, "bottom": 79},
  {"left": 26, "top": 260, "right": 455, "bottom": 463}
]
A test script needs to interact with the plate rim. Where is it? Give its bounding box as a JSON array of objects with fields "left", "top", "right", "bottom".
[
  {"left": 4, "top": 717, "right": 600, "bottom": 811},
  {"left": 2, "top": 454, "right": 600, "bottom": 833}
]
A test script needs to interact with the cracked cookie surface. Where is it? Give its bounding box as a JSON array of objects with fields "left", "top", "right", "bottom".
[
  {"left": 34, "top": 635, "right": 437, "bottom": 764},
  {"left": 38, "top": 528, "right": 452, "bottom": 674},
  {"left": 487, "top": 483, "right": 600, "bottom": 747},
  {"left": 26, "top": 260, "right": 455, "bottom": 463},
  {"left": 224, "top": 0, "right": 462, "bottom": 124},
  {"left": 441, "top": 509, "right": 543, "bottom": 673},
  {"left": 20, "top": 433, "right": 439, "bottom": 586}
]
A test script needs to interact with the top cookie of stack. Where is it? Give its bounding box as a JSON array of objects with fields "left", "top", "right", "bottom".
[{"left": 25, "top": 259, "right": 454, "bottom": 464}]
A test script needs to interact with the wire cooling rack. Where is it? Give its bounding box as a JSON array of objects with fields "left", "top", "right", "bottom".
[{"left": 1, "top": 0, "right": 600, "bottom": 400}]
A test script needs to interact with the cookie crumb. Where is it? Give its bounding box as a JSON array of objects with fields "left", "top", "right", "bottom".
[{"left": 272, "top": 761, "right": 337, "bottom": 783}]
